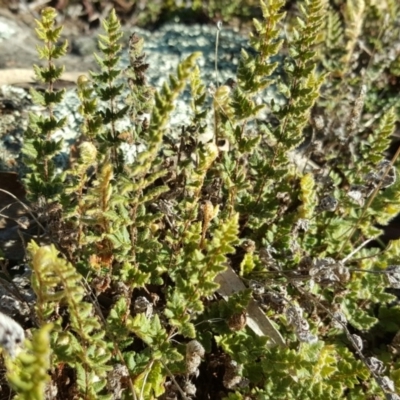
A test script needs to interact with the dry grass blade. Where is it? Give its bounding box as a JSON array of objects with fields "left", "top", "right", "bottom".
[{"left": 215, "top": 266, "right": 285, "bottom": 347}]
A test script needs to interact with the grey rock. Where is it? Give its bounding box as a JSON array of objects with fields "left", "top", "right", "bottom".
[{"left": 0, "top": 21, "right": 279, "bottom": 169}]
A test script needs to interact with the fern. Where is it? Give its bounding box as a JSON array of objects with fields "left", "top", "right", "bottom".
[
  {"left": 5, "top": 1, "right": 400, "bottom": 399},
  {"left": 6, "top": 325, "right": 53, "bottom": 400},
  {"left": 22, "top": 7, "right": 68, "bottom": 202},
  {"left": 28, "top": 242, "right": 113, "bottom": 399}
]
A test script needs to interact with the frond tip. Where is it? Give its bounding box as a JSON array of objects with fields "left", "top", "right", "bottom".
[{"left": 6, "top": 324, "right": 52, "bottom": 400}]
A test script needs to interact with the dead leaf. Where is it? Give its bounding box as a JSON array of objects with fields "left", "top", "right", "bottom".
[
  {"left": 215, "top": 266, "right": 285, "bottom": 347},
  {"left": 0, "top": 68, "right": 88, "bottom": 87}
]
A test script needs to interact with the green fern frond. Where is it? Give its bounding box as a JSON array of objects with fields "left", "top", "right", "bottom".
[
  {"left": 7, "top": 324, "right": 53, "bottom": 400},
  {"left": 22, "top": 7, "right": 68, "bottom": 201},
  {"left": 342, "top": 0, "right": 365, "bottom": 67}
]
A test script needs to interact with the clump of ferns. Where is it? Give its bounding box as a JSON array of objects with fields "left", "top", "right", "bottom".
[
  {"left": 213, "top": 0, "right": 400, "bottom": 396},
  {"left": 241, "top": 130, "right": 400, "bottom": 397},
  {"left": 246, "top": 98, "right": 400, "bottom": 315},
  {"left": 14, "top": 1, "right": 400, "bottom": 399},
  {"left": 210, "top": 12, "right": 396, "bottom": 400},
  {"left": 316, "top": 0, "right": 400, "bottom": 157},
  {"left": 303, "top": 108, "right": 400, "bottom": 254},
  {"left": 240, "top": 203, "right": 400, "bottom": 398}
]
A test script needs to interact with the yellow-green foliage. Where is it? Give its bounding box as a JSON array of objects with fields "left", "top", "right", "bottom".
[
  {"left": 6, "top": 324, "right": 52, "bottom": 400},
  {"left": 5, "top": 1, "right": 400, "bottom": 399},
  {"left": 29, "top": 242, "right": 112, "bottom": 399},
  {"left": 22, "top": 7, "right": 68, "bottom": 202}
]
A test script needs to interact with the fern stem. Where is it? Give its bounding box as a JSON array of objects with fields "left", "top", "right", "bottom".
[{"left": 338, "top": 147, "right": 400, "bottom": 256}]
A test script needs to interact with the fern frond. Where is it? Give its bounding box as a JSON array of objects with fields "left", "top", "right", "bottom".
[
  {"left": 22, "top": 7, "right": 68, "bottom": 201},
  {"left": 7, "top": 324, "right": 53, "bottom": 400},
  {"left": 342, "top": 0, "right": 365, "bottom": 66}
]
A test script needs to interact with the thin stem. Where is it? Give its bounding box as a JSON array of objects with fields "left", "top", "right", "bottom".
[
  {"left": 342, "top": 237, "right": 374, "bottom": 263},
  {"left": 338, "top": 146, "right": 400, "bottom": 256},
  {"left": 161, "top": 359, "right": 189, "bottom": 400},
  {"left": 0, "top": 189, "right": 46, "bottom": 232},
  {"left": 214, "top": 21, "right": 222, "bottom": 87},
  {"left": 297, "top": 286, "right": 394, "bottom": 398}
]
